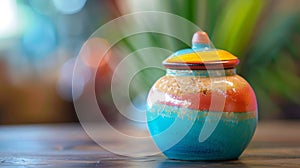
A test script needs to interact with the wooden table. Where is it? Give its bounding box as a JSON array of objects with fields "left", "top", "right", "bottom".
[{"left": 0, "top": 121, "right": 299, "bottom": 167}]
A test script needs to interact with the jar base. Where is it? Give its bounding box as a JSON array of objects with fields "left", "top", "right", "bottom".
[{"left": 163, "top": 151, "right": 240, "bottom": 161}]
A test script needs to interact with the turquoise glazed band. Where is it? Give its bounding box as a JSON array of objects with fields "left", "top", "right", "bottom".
[{"left": 146, "top": 104, "right": 257, "bottom": 161}]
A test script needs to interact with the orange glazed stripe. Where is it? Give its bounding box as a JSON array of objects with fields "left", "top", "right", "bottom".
[{"left": 158, "top": 90, "right": 257, "bottom": 112}]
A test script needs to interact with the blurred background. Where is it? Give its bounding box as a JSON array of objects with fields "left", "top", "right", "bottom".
[{"left": 0, "top": 0, "right": 299, "bottom": 125}]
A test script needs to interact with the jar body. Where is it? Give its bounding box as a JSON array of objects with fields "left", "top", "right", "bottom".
[{"left": 146, "top": 69, "right": 257, "bottom": 161}]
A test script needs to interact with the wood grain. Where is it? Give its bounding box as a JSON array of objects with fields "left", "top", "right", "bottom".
[{"left": 0, "top": 121, "right": 299, "bottom": 167}]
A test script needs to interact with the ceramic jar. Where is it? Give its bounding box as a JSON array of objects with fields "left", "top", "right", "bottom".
[{"left": 146, "top": 31, "right": 257, "bottom": 161}]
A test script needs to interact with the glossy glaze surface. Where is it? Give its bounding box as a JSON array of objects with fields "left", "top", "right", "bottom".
[
  {"left": 146, "top": 31, "right": 257, "bottom": 160},
  {"left": 146, "top": 69, "right": 257, "bottom": 160},
  {"left": 147, "top": 105, "right": 256, "bottom": 160},
  {"left": 148, "top": 70, "right": 257, "bottom": 112}
]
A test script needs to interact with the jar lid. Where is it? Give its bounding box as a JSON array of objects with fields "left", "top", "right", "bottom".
[{"left": 163, "top": 31, "right": 239, "bottom": 70}]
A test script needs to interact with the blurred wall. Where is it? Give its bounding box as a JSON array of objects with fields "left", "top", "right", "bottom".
[
  {"left": 0, "top": 0, "right": 300, "bottom": 124},
  {"left": 0, "top": 0, "right": 120, "bottom": 124}
]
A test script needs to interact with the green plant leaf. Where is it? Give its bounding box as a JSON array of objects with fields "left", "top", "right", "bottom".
[{"left": 212, "top": 0, "right": 266, "bottom": 57}]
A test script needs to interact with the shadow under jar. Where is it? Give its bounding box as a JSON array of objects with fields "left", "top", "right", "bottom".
[{"left": 146, "top": 31, "right": 257, "bottom": 161}]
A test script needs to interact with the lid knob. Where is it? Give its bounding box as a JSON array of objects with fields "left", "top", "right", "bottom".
[{"left": 192, "top": 31, "right": 210, "bottom": 49}]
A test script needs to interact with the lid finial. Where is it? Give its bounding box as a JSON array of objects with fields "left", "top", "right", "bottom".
[{"left": 192, "top": 31, "right": 210, "bottom": 49}]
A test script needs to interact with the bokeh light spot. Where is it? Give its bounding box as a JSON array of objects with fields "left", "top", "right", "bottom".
[
  {"left": 0, "top": 0, "right": 18, "bottom": 38},
  {"left": 57, "top": 57, "right": 91, "bottom": 101},
  {"left": 28, "top": 0, "right": 55, "bottom": 15},
  {"left": 22, "top": 16, "right": 57, "bottom": 59},
  {"left": 52, "top": 0, "right": 87, "bottom": 14},
  {"left": 80, "top": 37, "right": 111, "bottom": 69}
]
